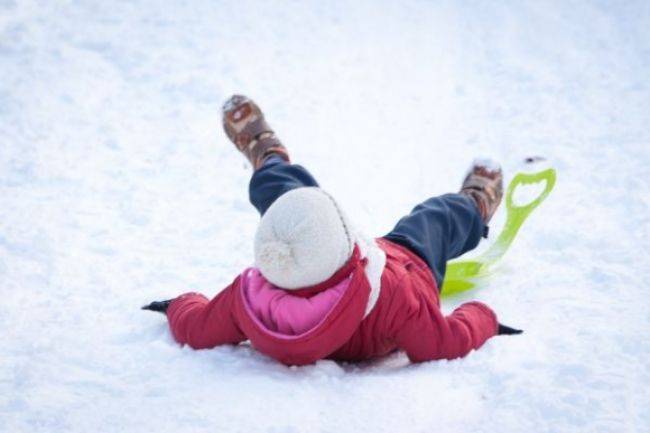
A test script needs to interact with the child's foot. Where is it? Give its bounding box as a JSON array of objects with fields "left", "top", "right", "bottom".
[
  {"left": 222, "top": 95, "right": 290, "bottom": 169},
  {"left": 460, "top": 159, "right": 503, "bottom": 224}
]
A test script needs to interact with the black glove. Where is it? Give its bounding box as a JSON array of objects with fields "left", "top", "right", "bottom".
[
  {"left": 497, "top": 323, "right": 523, "bottom": 335},
  {"left": 141, "top": 299, "right": 174, "bottom": 314}
]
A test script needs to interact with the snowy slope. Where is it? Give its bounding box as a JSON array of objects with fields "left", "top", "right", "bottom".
[{"left": 1, "top": 1, "right": 649, "bottom": 432}]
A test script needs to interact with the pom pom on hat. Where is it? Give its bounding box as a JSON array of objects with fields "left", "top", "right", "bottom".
[
  {"left": 256, "top": 241, "right": 293, "bottom": 272},
  {"left": 254, "top": 187, "right": 354, "bottom": 289}
]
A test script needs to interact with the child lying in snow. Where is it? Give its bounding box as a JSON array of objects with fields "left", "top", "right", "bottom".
[{"left": 143, "top": 95, "right": 522, "bottom": 366}]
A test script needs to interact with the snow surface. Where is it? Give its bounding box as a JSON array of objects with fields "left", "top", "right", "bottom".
[{"left": 1, "top": 1, "right": 649, "bottom": 432}]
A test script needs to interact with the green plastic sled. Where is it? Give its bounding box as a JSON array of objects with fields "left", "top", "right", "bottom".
[{"left": 440, "top": 167, "right": 557, "bottom": 298}]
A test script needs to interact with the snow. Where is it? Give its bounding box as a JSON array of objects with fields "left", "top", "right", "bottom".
[{"left": 1, "top": 0, "right": 649, "bottom": 432}]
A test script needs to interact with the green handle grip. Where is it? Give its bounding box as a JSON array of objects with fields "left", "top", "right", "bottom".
[{"left": 485, "top": 168, "right": 557, "bottom": 262}]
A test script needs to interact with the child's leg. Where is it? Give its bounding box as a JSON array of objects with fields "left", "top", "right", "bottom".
[
  {"left": 384, "top": 193, "right": 486, "bottom": 287},
  {"left": 249, "top": 156, "right": 319, "bottom": 216},
  {"left": 221, "top": 95, "right": 319, "bottom": 216}
]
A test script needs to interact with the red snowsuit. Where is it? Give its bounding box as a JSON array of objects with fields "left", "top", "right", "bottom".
[{"left": 166, "top": 239, "right": 498, "bottom": 366}]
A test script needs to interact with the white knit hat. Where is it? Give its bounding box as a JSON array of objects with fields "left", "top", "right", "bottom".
[{"left": 254, "top": 187, "right": 355, "bottom": 289}]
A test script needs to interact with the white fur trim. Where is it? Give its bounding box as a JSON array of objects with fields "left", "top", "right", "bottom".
[{"left": 353, "top": 228, "right": 386, "bottom": 318}]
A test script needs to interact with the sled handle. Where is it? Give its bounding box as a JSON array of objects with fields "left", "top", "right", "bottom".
[
  {"left": 481, "top": 167, "right": 557, "bottom": 263},
  {"left": 505, "top": 168, "right": 557, "bottom": 216}
]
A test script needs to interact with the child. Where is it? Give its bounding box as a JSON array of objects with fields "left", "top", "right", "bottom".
[{"left": 143, "top": 95, "right": 522, "bottom": 366}]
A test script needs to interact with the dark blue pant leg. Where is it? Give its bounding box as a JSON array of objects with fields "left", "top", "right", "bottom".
[
  {"left": 248, "top": 156, "right": 319, "bottom": 216},
  {"left": 384, "top": 193, "right": 486, "bottom": 288}
]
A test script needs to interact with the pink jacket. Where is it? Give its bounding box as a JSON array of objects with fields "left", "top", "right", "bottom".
[{"left": 166, "top": 239, "right": 498, "bottom": 365}]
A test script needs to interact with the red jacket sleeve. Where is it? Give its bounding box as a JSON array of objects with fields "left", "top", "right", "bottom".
[
  {"left": 395, "top": 299, "right": 498, "bottom": 363},
  {"left": 166, "top": 276, "right": 246, "bottom": 349}
]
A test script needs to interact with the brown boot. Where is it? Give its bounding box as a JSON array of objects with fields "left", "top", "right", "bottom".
[
  {"left": 222, "top": 95, "right": 290, "bottom": 169},
  {"left": 460, "top": 159, "right": 504, "bottom": 224}
]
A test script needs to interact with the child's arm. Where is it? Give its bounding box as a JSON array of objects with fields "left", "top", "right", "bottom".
[
  {"left": 395, "top": 299, "right": 499, "bottom": 362},
  {"left": 166, "top": 275, "right": 247, "bottom": 349}
]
